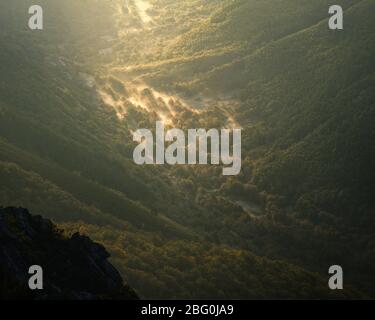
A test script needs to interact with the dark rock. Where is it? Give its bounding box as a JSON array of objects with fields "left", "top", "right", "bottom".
[{"left": 0, "top": 207, "right": 138, "bottom": 300}]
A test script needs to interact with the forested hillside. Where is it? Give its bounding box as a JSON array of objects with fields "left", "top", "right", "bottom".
[
  {"left": 140, "top": 0, "right": 375, "bottom": 295},
  {"left": 145, "top": 0, "right": 375, "bottom": 227},
  {"left": 175, "top": 0, "right": 375, "bottom": 218}
]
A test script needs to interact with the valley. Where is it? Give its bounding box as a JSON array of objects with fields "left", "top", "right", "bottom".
[{"left": 0, "top": 0, "right": 374, "bottom": 299}]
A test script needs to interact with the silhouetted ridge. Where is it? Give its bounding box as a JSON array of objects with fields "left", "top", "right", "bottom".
[{"left": 0, "top": 207, "right": 138, "bottom": 300}]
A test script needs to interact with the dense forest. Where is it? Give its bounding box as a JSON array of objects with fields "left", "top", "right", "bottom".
[{"left": 0, "top": 0, "right": 374, "bottom": 299}]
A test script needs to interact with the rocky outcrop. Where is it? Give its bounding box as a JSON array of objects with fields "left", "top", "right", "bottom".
[{"left": 0, "top": 207, "right": 138, "bottom": 300}]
